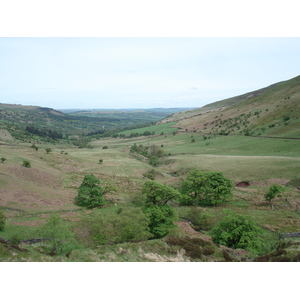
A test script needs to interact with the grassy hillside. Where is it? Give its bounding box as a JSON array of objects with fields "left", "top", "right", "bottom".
[{"left": 162, "top": 75, "right": 300, "bottom": 138}]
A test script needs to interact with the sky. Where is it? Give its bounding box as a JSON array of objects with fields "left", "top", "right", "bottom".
[{"left": 1, "top": 37, "right": 300, "bottom": 110}]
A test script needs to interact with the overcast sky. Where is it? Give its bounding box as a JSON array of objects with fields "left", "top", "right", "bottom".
[{"left": 0, "top": 37, "right": 299, "bottom": 110}]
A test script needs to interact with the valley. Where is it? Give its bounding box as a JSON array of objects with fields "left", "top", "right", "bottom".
[{"left": 1, "top": 75, "right": 300, "bottom": 262}]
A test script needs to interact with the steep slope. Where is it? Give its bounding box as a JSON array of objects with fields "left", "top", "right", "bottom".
[{"left": 162, "top": 75, "right": 300, "bottom": 138}]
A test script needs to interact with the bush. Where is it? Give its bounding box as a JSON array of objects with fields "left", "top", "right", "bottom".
[
  {"left": 185, "top": 207, "right": 213, "bottom": 231},
  {"left": 38, "top": 214, "right": 79, "bottom": 255},
  {"left": 143, "top": 205, "right": 178, "bottom": 239},
  {"left": 143, "top": 169, "right": 156, "bottom": 180},
  {"left": 22, "top": 160, "right": 31, "bottom": 168},
  {"left": 211, "top": 209, "right": 264, "bottom": 254},
  {"left": 0, "top": 211, "right": 5, "bottom": 231},
  {"left": 75, "top": 207, "right": 152, "bottom": 247},
  {"left": 1, "top": 157, "right": 6, "bottom": 163}
]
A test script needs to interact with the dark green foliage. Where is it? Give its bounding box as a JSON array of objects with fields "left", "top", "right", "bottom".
[
  {"left": 142, "top": 181, "right": 181, "bottom": 206},
  {"left": 71, "top": 136, "right": 92, "bottom": 148},
  {"left": 184, "top": 207, "right": 213, "bottom": 231},
  {"left": 1, "top": 157, "right": 6, "bottom": 163},
  {"left": 264, "top": 184, "right": 285, "bottom": 204},
  {"left": 0, "top": 211, "right": 6, "bottom": 231},
  {"left": 180, "top": 169, "right": 233, "bottom": 206},
  {"left": 179, "top": 194, "right": 195, "bottom": 206},
  {"left": 76, "top": 207, "right": 152, "bottom": 247},
  {"left": 99, "top": 159, "right": 103, "bottom": 164},
  {"left": 211, "top": 209, "right": 264, "bottom": 254},
  {"left": 31, "top": 143, "right": 40, "bottom": 151},
  {"left": 26, "top": 126, "right": 63, "bottom": 140},
  {"left": 38, "top": 214, "right": 79, "bottom": 255},
  {"left": 22, "top": 160, "right": 31, "bottom": 168},
  {"left": 143, "top": 205, "right": 178, "bottom": 239},
  {"left": 74, "top": 174, "right": 107, "bottom": 209},
  {"left": 102, "top": 146, "right": 108, "bottom": 149},
  {"left": 143, "top": 169, "right": 156, "bottom": 180},
  {"left": 45, "top": 148, "right": 52, "bottom": 154},
  {"left": 149, "top": 156, "right": 159, "bottom": 167}
]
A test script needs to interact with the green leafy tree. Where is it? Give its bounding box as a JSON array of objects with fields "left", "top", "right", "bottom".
[
  {"left": 264, "top": 184, "right": 285, "bottom": 204},
  {"left": 180, "top": 169, "right": 233, "bottom": 206},
  {"left": 141, "top": 181, "right": 180, "bottom": 238},
  {"left": 180, "top": 169, "right": 206, "bottom": 204},
  {"left": 142, "top": 181, "right": 181, "bottom": 206},
  {"left": 38, "top": 214, "right": 79, "bottom": 255},
  {"left": 99, "top": 159, "right": 103, "bottom": 164},
  {"left": 201, "top": 172, "right": 233, "bottom": 205},
  {"left": 0, "top": 211, "right": 6, "bottom": 231},
  {"left": 1, "top": 157, "right": 6, "bottom": 163},
  {"left": 143, "top": 205, "right": 177, "bottom": 239},
  {"left": 211, "top": 209, "right": 264, "bottom": 254},
  {"left": 74, "top": 174, "right": 107, "bottom": 208}
]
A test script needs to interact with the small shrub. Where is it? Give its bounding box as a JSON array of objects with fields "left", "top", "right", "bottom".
[
  {"left": 1, "top": 157, "right": 6, "bottom": 163},
  {"left": 102, "top": 146, "right": 108, "bottom": 149},
  {"left": 99, "top": 159, "right": 103, "bottom": 164},
  {"left": 189, "top": 247, "right": 203, "bottom": 259},
  {"left": 22, "top": 160, "right": 31, "bottom": 168},
  {"left": 203, "top": 245, "right": 215, "bottom": 255},
  {"left": 222, "top": 250, "right": 233, "bottom": 261},
  {"left": 0, "top": 211, "right": 5, "bottom": 231},
  {"left": 143, "top": 169, "right": 156, "bottom": 180},
  {"left": 45, "top": 148, "right": 52, "bottom": 154}
]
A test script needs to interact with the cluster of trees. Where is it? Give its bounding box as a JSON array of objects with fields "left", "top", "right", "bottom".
[
  {"left": 130, "top": 144, "right": 165, "bottom": 166},
  {"left": 25, "top": 126, "right": 63, "bottom": 140},
  {"left": 73, "top": 169, "right": 235, "bottom": 242}
]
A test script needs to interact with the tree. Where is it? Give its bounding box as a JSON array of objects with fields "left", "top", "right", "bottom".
[
  {"left": 0, "top": 211, "right": 6, "bottom": 231},
  {"left": 201, "top": 172, "right": 233, "bottom": 205},
  {"left": 211, "top": 209, "right": 264, "bottom": 254},
  {"left": 141, "top": 181, "right": 180, "bottom": 238},
  {"left": 180, "top": 169, "right": 233, "bottom": 206},
  {"left": 142, "top": 181, "right": 181, "bottom": 206},
  {"left": 74, "top": 174, "right": 107, "bottom": 209},
  {"left": 1, "top": 157, "right": 6, "bottom": 163},
  {"left": 38, "top": 214, "right": 78, "bottom": 255},
  {"left": 143, "top": 205, "right": 178, "bottom": 239},
  {"left": 99, "top": 159, "right": 103, "bottom": 164},
  {"left": 180, "top": 169, "right": 206, "bottom": 204},
  {"left": 45, "top": 148, "right": 52, "bottom": 154},
  {"left": 264, "top": 184, "right": 285, "bottom": 204}
]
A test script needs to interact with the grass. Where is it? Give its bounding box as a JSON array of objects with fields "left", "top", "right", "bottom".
[
  {"left": 1, "top": 122, "right": 300, "bottom": 261},
  {"left": 118, "top": 122, "right": 178, "bottom": 135}
]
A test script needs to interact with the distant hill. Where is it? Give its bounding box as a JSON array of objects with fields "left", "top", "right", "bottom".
[
  {"left": 160, "top": 75, "right": 300, "bottom": 138},
  {"left": 0, "top": 103, "right": 191, "bottom": 142}
]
